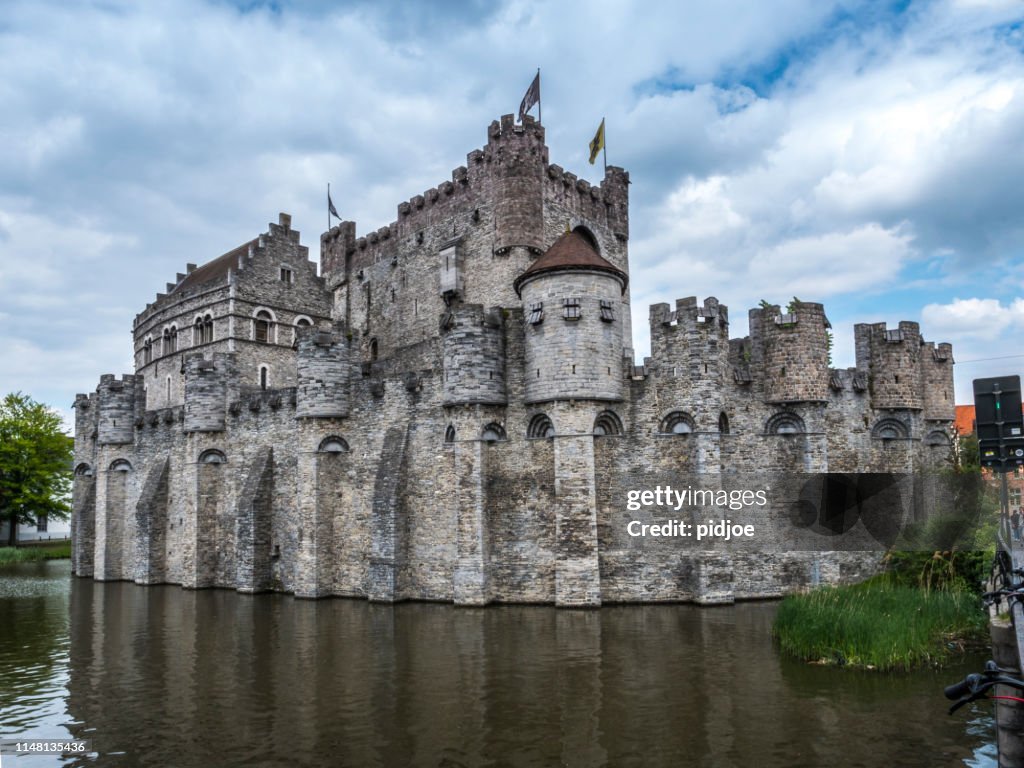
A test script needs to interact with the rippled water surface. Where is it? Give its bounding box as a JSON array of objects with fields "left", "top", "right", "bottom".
[{"left": 0, "top": 561, "right": 1000, "bottom": 767}]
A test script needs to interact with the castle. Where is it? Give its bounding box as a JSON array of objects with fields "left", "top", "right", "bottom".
[{"left": 70, "top": 115, "right": 956, "bottom": 606}]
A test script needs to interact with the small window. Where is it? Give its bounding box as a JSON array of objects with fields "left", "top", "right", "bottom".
[
  {"left": 202, "top": 314, "right": 214, "bottom": 344},
  {"left": 528, "top": 414, "right": 554, "bottom": 439},
  {"left": 594, "top": 411, "right": 623, "bottom": 436},
  {"left": 143, "top": 338, "right": 153, "bottom": 365},
  {"left": 562, "top": 298, "right": 581, "bottom": 320},
  {"left": 194, "top": 317, "right": 204, "bottom": 345},
  {"left": 36, "top": 514, "right": 47, "bottom": 532},
  {"left": 199, "top": 449, "right": 227, "bottom": 464},
  {"left": 280, "top": 267, "right": 293, "bottom": 284},
  {"left": 296, "top": 317, "right": 312, "bottom": 328},
  {"left": 661, "top": 411, "right": 696, "bottom": 435},
  {"left": 528, "top": 302, "right": 544, "bottom": 325},
  {"left": 110, "top": 459, "right": 133, "bottom": 472},
  {"left": 481, "top": 423, "right": 507, "bottom": 442},
  {"left": 260, "top": 366, "right": 269, "bottom": 390},
  {"left": 599, "top": 299, "right": 615, "bottom": 323},
  {"left": 718, "top": 412, "right": 730, "bottom": 434},
  {"left": 765, "top": 412, "right": 805, "bottom": 436},
  {"left": 255, "top": 311, "right": 273, "bottom": 343},
  {"left": 318, "top": 436, "right": 349, "bottom": 454},
  {"left": 369, "top": 338, "right": 378, "bottom": 362},
  {"left": 444, "top": 424, "right": 456, "bottom": 443}
]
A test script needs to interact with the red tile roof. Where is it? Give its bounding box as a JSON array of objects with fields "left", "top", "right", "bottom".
[
  {"left": 170, "top": 239, "right": 255, "bottom": 295},
  {"left": 954, "top": 405, "right": 976, "bottom": 436},
  {"left": 513, "top": 231, "right": 627, "bottom": 296}
]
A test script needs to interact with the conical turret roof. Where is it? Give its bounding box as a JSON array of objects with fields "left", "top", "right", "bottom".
[{"left": 513, "top": 231, "right": 628, "bottom": 296}]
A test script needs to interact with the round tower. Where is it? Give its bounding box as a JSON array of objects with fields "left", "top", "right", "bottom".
[
  {"left": 854, "top": 321, "right": 924, "bottom": 410},
  {"left": 295, "top": 322, "right": 350, "bottom": 418},
  {"left": 488, "top": 114, "right": 547, "bottom": 255},
  {"left": 441, "top": 303, "right": 507, "bottom": 406},
  {"left": 97, "top": 374, "right": 137, "bottom": 445},
  {"left": 751, "top": 301, "right": 830, "bottom": 404},
  {"left": 514, "top": 231, "right": 627, "bottom": 404}
]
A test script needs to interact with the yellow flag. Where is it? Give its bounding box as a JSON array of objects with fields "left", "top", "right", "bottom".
[{"left": 588, "top": 118, "right": 605, "bottom": 165}]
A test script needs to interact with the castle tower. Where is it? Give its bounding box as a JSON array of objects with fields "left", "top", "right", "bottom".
[
  {"left": 854, "top": 321, "right": 924, "bottom": 410},
  {"left": 920, "top": 341, "right": 955, "bottom": 421},
  {"left": 295, "top": 321, "right": 350, "bottom": 418},
  {"left": 96, "top": 374, "right": 137, "bottom": 445},
  {"left": 649, "top": 297, "right": 729, "bottom": 429},
  {"left": 514, "top": 231, "right": 628, "bottom": 405},
  {"left": 441, "top": 304, "right": 507, "bottom": 406},
  {"left": 183, "top": 353, "right": 233, "bottom": 432},
  {"left": 488, "top": 114, "right": 547, "bottom": 256},
  {"left": 749, "top": 301, "right": 831, "bottom": 404}
]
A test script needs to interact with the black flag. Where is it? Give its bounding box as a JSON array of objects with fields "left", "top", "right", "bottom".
[
  {"left": 518, "top": 71, "right": 540, "bottom": 122},
  {"left": 328, "top": 191, "right": 340, "bottom": 220}
]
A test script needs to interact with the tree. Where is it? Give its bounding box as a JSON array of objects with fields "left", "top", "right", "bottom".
[{"left": 0, "top": 393, "right": 73, "bottom": 547}]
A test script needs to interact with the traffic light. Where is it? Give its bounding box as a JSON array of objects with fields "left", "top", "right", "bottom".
[{"left": 973, "top": 376, "right": 1024, "bottom": 472}]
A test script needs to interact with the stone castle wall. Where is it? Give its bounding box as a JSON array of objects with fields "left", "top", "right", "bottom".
[{"left": 71, "top": 116, "right": 956, "bottom": 607}]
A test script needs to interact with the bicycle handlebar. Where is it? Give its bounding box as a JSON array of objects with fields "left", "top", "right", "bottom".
[{"left": 945, "top": 662, "right": 1024, "bottom": 714}]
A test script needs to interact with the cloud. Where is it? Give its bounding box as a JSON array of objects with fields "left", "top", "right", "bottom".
[{"left": 1, "top": 0, "right": 1024, "bottom": 414}]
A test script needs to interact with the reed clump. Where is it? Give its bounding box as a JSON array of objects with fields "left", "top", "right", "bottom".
[
  {"left": 0, "top": 542, "right": 72, "bottom": 564},
  {"left": 772, "top": 575, "right": 986, "bottom": 671}
]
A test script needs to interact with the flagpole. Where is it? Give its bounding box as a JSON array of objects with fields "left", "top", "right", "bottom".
[
  {"left": 537, "top": 68, "right": 542, "bottom": 125},
  {"left": 327, "top": 183, "right": 331, "bottom": 231}
]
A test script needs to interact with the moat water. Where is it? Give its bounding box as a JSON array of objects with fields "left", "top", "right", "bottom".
[{"left": 0, "top": 560, "right": 998, "bottom": 767}]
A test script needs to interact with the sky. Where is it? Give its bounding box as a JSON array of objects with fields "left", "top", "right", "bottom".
[{"left": 2, "top": 0, "right": 1023, "bottom": 430}]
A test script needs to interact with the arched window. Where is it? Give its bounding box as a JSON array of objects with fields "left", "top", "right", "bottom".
[
  {"left": 925, "top": 430, "right": 951, "bottom": 447},
  {"left": 765, "top": 411, "right": 805, "bottom": 436},
  {"left": 872, "top": 418, "right": 909, "bottom": 440},
  {"left": 318, "top": 436, "right": 349, "bottom": 454},
  {"left": 572, "top": 225, "right": 600, "bottom": 253},
  {"left": 195, "top": 313, "right": 213, "bottom": 344},
  {"left": 198, "top": 449, "right": 227, "bottom": 464},
  {"left": 369, "top": 338, "right": 379, "bottom": 362},
  {"left": 75, "top": 462, "right": 94, "bottom": 477},
  {"left": 481, "top": 423, "right": 507, "bottom": 442},
  {"left": 444, "top": 424, "right": 456, "bottom": 443},
  {"left": 259, "top": 366, "right": 269, "bottom": 390},
  {"left": 293, "top": 316, "right": 313, "bottom": 345},
  {"left": 162, "top": 328, "right": 171, "bottom": 355},
  {"left": 253, "top": 310, "right": 275, "bottom": 344},
  {"left": 167, "top": 325, "right": 178, "bottom": 353},
  {"left": 109, "top": 459, "right": 132, "bottom": 472},
  {"left": 718, "top": 412, "right": 730, "bottom": 434},
  {"left": 593, "top": 410, "right": 623, "bottom": 436},
  {"left": 527, "top": 414, "right": 555, "bottom": 439},
  {"left": 194, "top": 316, "right": 204, "bottom": 345},
  {"left": 166, "top": 375, "right": 171, "bottom": 402},
  {"left": 143, "top": 337, "right": 153, "bottom": 365},
  {"left": 660, "top": 411, "right": 695, "bottom": 435}
]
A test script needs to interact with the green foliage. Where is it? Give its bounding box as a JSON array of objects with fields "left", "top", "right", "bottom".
[
  {"left": 758, "top": 299, "right": 772, "bottom": 310},
  {"left": 772, "top": 577, "right": 987, "bottom": 670},
  {"left": 786, "top": 296, "right": 802, "bottom": 313},
  {"left": 826, "top": 330, "right": 834, "bottom": 367},
  {"left": 0, "top": 393, "right": 73, "bottom": 546},
  {"left": 0, "top": 542, "right": 71, "bottom": 564}
]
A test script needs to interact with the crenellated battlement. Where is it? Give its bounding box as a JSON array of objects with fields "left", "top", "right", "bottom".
[
  {"left": 442, "top": 302, "right": 507, "bottom": 407},
  {"left": 854, "top": 321, "right": 925, "bottom": 410},
  {"left": 748, "top": 301, "right": 831, "bottom": 404},
  {"left": 183, "top": 352, "right": 235, "bottom": 432},
  {"left": 96, "top": 374, "right": 138, "bottom": 445},
  {"left": 296, "top": 320, "right": 350, "bottom": 418}
]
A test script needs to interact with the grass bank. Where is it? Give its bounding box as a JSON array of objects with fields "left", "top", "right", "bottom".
[
  {"left": 0, "top": 542, "right": 72, "bottom": 564},
  {"left": 772, "top": 576, "right": 987, "bottom": 671}
]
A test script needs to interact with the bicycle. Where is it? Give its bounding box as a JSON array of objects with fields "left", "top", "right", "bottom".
[{"left": 945, "top": 660, "right": 1024, "bottom": 715}]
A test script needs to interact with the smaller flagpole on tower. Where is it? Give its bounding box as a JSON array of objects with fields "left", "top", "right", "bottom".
[
  {"left": 537, "top": 68, "right": 542, "bottom": 125},
  {"left": 327, "top": 183, "right": 330, "bottom": 232}
]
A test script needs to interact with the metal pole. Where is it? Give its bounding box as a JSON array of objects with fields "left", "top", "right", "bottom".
[
  {"left": 537, "top": 68, "right": 541, "bottom": 125},
  {"left": 327, "top": 183, "right": 331, "bottom": 231}
]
